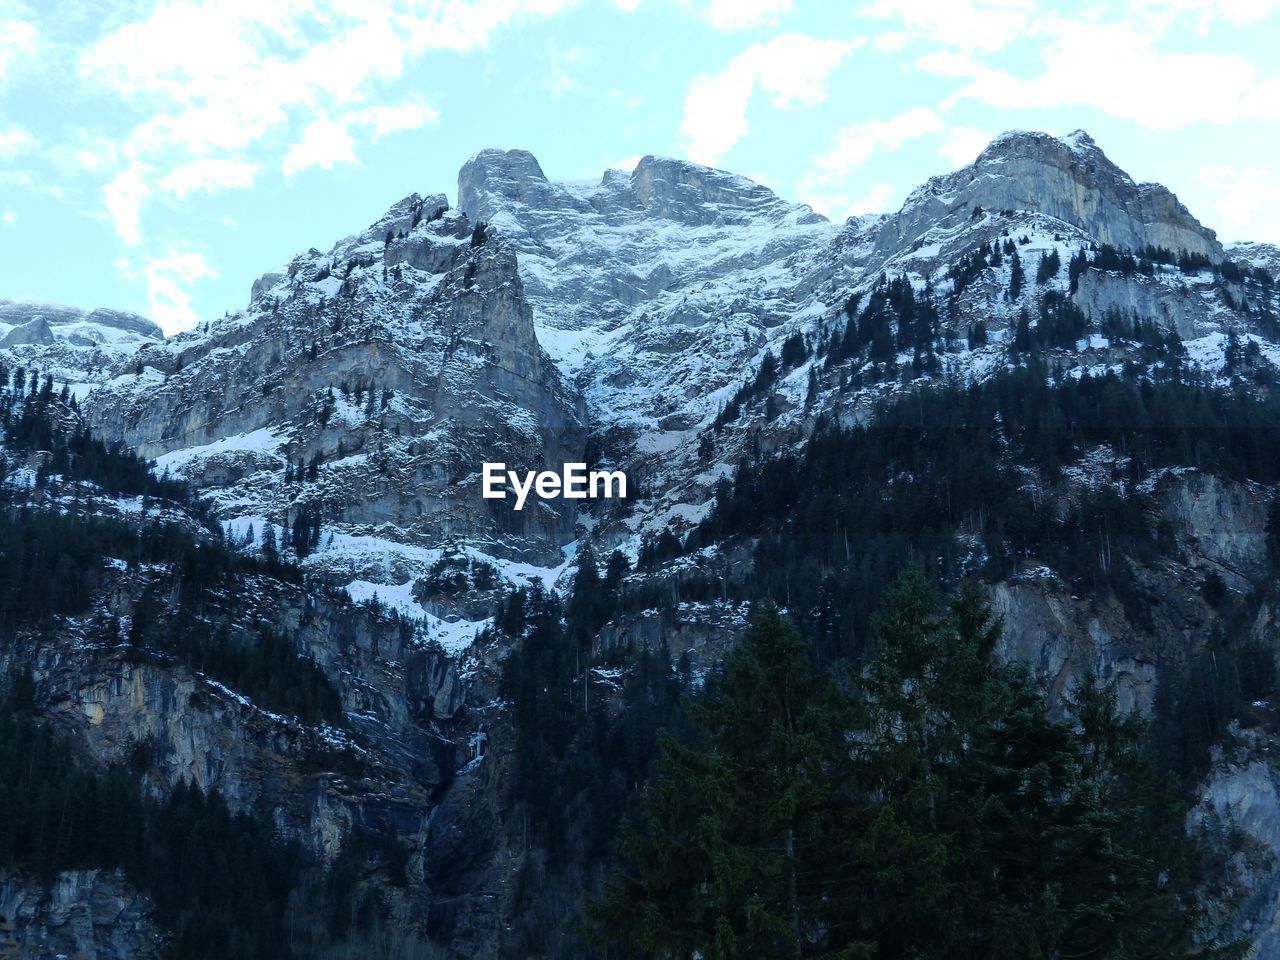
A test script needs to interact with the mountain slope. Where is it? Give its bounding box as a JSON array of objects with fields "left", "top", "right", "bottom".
[{"left": 6, "top": 128, "right": 1280, "bottom": 958}]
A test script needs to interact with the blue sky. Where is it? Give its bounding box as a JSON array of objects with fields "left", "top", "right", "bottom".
[{"left": 1, "top": 0, "right": 1278, "bottom": 334}]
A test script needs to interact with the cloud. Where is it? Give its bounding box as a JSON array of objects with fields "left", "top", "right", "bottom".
[
  {"left": 103, "top": 165, "right": 151, "bottom": 246},
  {"left": 942, "top": 18, "right": 1280, "bottom": 128},
  {"left": 0, "top": 124, "right": 30, "bottom": 157},
  {"left": 0, "top": 16, "right": 36, "bottom": 85},
  {"left": 1130, "top": 0, "right": 1280, "bottom": 31},
  {"left": 75, "top": 0, "right": 571, "bottom": 243},
  {"left": 276, "top": 98, "right": 439, "bottom": 177},
  {"left": 812, "top": 107, "right": 944, "bottom": 175},
  {"left": 796, "top": 107, "right": 946, "bottom": 220},
  {"left": 867, "top": 3, "right": 1280, "bottom": 131},
  {"left": 681, "top": 33, "right": 858, "bottom": 165},
  {"left": 704, "top": 0, "right": 794, "bottom": 30},
  {"left": 139, "top": 250, "right": 218, "bottom": 334},
  {"left": 936, "top": 126, "right": 992, "bottom": 166},
  {"left": 282, "top": 116, "right": 357, "bottom": 176},
  {"left": 847, "top": 181, "right": 897, "bottom": 215},
  {"left": 1198, "top": 164, "right": 1280, "bottom": 238},
  {"left": 2, "top": 210, "right": 15, "bottom": 225},
  {"left": 159, "top": 158, "right": 260, "bottom": 198},
  {"left": 543, "top": 43, "right": 596, "bottom": 98},
  {"left": 351, "top": 98, "right": 438, "bottom": 142},
  {"left": 861, "top": 0, "right": 1040, "bottom": 54}
]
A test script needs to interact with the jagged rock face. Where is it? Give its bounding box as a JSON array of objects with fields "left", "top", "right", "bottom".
[
  {"left": 83, "top": 196, "right": 584, "bottom": 566},
  {"left": 977, "top": 471, "right": 1269, "bottom": 715},
  {"left": 1230, "top": 241, "right": 1280, "bottom": 281},
  {"left": 876, "top": 130, "right": 1222, "bottom": 263},
  {"left": 1196, "top": 743, "right": 1280, "bottom": 959},
  {"left": 2, "top": 564, "right": 458, "bottom": 866},
  {"left": 0, "top": 299, "right": 162, "bottom": 393},
  {"left": 0, "top": 868, "right": 161, "bottom": 960},
  {"left": 457, "top": 147, "right": 835, "bottom": 431},
  {"left": 1074, "top": 269, "right": 1222, "bottom": 340}
]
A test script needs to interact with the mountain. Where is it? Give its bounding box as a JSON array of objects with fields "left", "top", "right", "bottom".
[
  {"left": 0, "top": 299, "right": 163, "bottom": 396},
  {"left": 5, "top": 129, "right": 1280, "bottom": 958}
]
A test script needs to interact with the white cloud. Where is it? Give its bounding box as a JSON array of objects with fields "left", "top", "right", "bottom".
[
  {"left": 812, "top": 106, "right": 944, "bottom": 175},
  {"left": 608, "top": 155, "right": 642, "bottom": 172},
  {"left": 0, "top": 17, "right": 36, "bottom": 85},
  {"left": 2, "top": 210, "right": 15, "bottom": 225},
  {"left": 139, "top": 250, "right": 218, "bottom": 334},
  {"left": 681, "top": 33, "right": 858, "bottom": 165},
  {"left": 870, "top": 3, "right": 1280, "bottom": 131},
  {"left": 1198, "top": 164, "right": 1280, "bottom": 238},
  {"left": 1131, "top": 0, "right": 1280, "bottom": 31},
  {"left": 847, "top": 181, "right": 897, "bottom": 215},
  {"left": 75, "top": 0, "right": 571, "bottom": 243},
  {"left": 543, "top": 43, "right": 596, "bottom": 98},
  {"left": 159, "top": 158, "right": 260, "bottom": 198},
  {"left": 943, "top": 18, "right": 1280, "bottom": 128},
  {"left": 282, "top": 116, "right": 357, "bottom": 176},
  {"left": 351, "top": 98, "right": 438, "bottom": 141},
  {"left": 936, "top": 126, "right": 992, "bottom": 166},
  {"left": 103, "top": 165, "right": 151, "bottom": 246},
  {"left": 861, "top": 0, "right": 1040, "bottom": 54},
  {"left": 796, "top": 107, "right": 946, "bottom": 220},
  {"left": 0, "top": 124, "right": 30, "bottom": 157},
  {"left": 614, "top": 0, "right": 643, "bottom": 9},
  {"left": 704, "top": 0, "right": 793, "bottom": 30}
]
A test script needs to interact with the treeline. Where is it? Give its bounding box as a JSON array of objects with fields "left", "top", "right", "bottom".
[
  {"left": 0, "top": 671, "right": 300, "bottom": 960},
  {"left": 129, "top": 590, "right": 343, "bottom": 726},
  {"left": 2, "top": 382, "right": 190, "bottom": 502},
  {"left": 689, "top": 365, "right": 1280, "bottom": 656},
  {"left": 0, "top": 504, "right": 340, "bottom": 725},
  {"left": 714, "top": 331, "right": 811, "bottom": 428},
  {"left": 590, "top": 579, "right": 1234, "bottom": 959},
  {"left": 492, "top": 548, "right": 691, "bottom": 958},
  {"left": 0, "top": 673, "right": 419, "bottom": 959}
]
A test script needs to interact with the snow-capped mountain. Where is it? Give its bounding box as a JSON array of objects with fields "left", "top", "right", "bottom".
[
  {"left": 0, "top": 299, "right": 162, "bottom": 395},
  {"left": 83, "top": 198, "right": 584, "bottom": 601},
  {"left": 63, "top": 130, "right": 1277, "bottom": 626},
  {"left": 9, "top": 128, "right": 1280, "bottom": 957}
]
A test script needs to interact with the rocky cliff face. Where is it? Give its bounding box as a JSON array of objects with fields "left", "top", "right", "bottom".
[
  {"left": 0, "top": 868, "right": 161, "bottom": 960},
  {"left": 876, "top": 130, "right": 1223, "bottom": 262},
  {"left": 83, "top": 196, "right": 584, "bottom": 575},
  {"left": 456, "top": 149, "right": 833, "bottom": 432}
]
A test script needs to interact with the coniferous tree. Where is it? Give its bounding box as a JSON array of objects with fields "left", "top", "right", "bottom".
[
  {"left": 1008, "top": 249, "right": 1024, "bottom": 301},
  {"left": 592, "top": 607, "right": 855, "bottom": 960},
  {"left": 594, "top": 576, "right": 1230, "bottom": 959}
]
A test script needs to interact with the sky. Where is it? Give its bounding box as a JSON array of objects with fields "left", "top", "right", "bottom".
[{"left": 1, "top": 0, "right": 1278, "bottom": 336}]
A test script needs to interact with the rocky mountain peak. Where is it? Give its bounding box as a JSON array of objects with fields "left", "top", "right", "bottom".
[
  {"left": 877, "top": 128, "right": 1222, "bottom": 263},
  {"left": 0, "top": 300, "right": 162, "bottom": 341},
  {"left": 0, "top": 299, "right": 163, "bottom": 393},
  {"left": 457, "top": 148, "right": 562, "bottom": 225},
  {"left": 629, "top": 154, "right": 826, "bottom": 227}
]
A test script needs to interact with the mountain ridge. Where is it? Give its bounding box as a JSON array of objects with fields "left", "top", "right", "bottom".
[{"left": 7, "top": 126, "right": 1280, "bottom": 957}]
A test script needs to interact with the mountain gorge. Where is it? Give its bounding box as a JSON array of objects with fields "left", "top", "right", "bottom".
[{"left": 5, "top": 129, "right": 1280, "bottom": 958}]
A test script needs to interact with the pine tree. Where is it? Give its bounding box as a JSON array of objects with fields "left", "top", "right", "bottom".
[
  {"left": 593, "top": 575, "right": 1231, "bottom": 959},
  {"left": 1014, "top": 307, "right": 1032, "bottom": 356},
  {"left": 1008, "top": 249, "right": 1024, "bottom": 301},
  {"left": 591, "top": 607, "right": 860, "bottom": 960}
]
